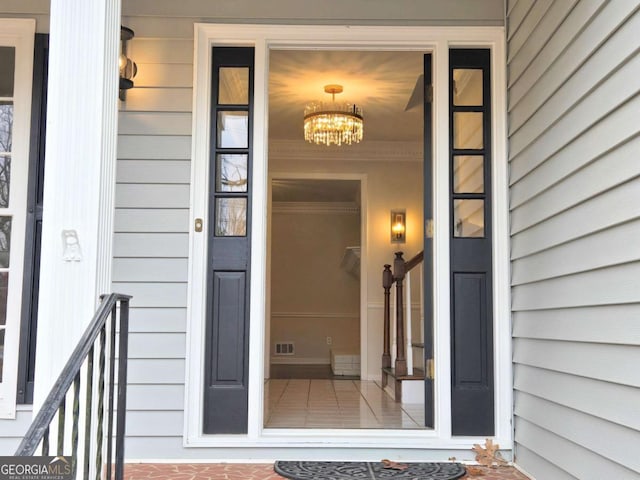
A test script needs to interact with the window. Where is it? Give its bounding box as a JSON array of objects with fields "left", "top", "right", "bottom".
[{"left": 0, "top": 19, "right": 34, "bottom": 419}]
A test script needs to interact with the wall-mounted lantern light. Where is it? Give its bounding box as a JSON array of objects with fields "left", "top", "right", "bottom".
[
  {"left": 390, "top": 209, "right": 406, "bottom": 244},
  {"left": 119, "top": 26, "right": 137, "bottom": 101}
]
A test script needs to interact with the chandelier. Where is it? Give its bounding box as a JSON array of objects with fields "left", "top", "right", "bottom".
[{"left": 304, "top": 84, "right": 363, "bottom": 146}]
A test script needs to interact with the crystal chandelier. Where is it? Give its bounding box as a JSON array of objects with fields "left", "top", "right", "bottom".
[{"left": 304, "top": 84, "right": 363, "bottom": 146}]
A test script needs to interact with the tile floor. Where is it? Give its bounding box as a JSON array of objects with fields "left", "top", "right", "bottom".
[
  {"left": 264, "top": 379, "right": 427, "bottom": 429},
  {"left": 124, "top": 463, "right": 531, "bottom": 480}
]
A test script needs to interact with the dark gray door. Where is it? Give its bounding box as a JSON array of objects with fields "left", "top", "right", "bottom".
[
  {"left": 203, "top": 47, "right": 254, "bottom": 434},
  {"left": 448, "top": 49, "right": 494, "bottom": 436},
  {"left": 422, "top": 53, "right": 435, "bottom": 428}
]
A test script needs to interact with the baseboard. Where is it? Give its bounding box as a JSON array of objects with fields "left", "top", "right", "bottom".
[{"left": 270, "top": 357, "right": 329, "bottom": 365}]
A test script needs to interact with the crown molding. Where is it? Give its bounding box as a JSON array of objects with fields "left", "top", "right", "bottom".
[
  {"left": 269, "top": 139, "right": 423, "bottom": 162},
  {"left": 272, "top": 201, "right": 360, "bottom": 215}
]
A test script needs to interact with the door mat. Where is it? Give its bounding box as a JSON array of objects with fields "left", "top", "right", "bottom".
[{"left": 274, "top": 461, "right": 466, "bottom": 480}]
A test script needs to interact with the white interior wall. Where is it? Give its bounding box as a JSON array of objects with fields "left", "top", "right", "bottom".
[{"left": 270, "top": 208, "right": 361, "bottom": 364}]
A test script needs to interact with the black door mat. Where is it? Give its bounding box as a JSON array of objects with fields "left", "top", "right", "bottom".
[{"left": 274, "top": 461, "right": 466, "bottom": 480}]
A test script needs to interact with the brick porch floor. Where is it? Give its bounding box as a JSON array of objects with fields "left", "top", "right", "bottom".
[{"left": 124, "top": 463, "right": 531, "bottom": 480}]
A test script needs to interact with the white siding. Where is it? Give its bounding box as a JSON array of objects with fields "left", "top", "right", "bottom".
[
  {"left": 113, "top": 19, "right": 193, "bottom": 453},
  {"left": 0, "top": 410, "right": 31, "bottom": 454},
  {"left": 1, "top": 0, "right": 506, "bottom": 460},
  {"left": 508, "top": 1, "right": 640, "bottom": 479}
]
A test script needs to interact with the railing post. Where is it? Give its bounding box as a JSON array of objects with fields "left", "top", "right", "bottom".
[
  {"left": 393, "top": 252, "right": 407, "bottom": 376},
  {"left": 382, "top": 264, "right": 393, "bottom": 370},
  {"left": 115, "top": 297, "right": 130, "bottom": 480}
]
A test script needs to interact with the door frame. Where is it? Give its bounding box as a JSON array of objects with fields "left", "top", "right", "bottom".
[
  {"left": 185, "top": 23, "right": 511, "bottom": 451},
  {"left": 266, "top": 172, "right": 368, "bottom": 381}
]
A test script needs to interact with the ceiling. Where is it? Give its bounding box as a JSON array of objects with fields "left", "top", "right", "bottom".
[{"left": 268, "top": 50, "right": 426, "bottom": 143}]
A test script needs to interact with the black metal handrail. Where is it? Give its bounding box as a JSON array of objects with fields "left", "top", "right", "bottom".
[{"left": 15, "top": 293, "right": 131, "bottom": 480}]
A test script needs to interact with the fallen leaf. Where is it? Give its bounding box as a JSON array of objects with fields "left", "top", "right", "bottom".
[
  {"left": 471, "top": 438, "right": 508, "bottom": 468},
  {"left": 466, "top": 466, "right": 484, "bottom": 476},
  {"left": 381, "top": 459, "right": 408, "bottom": 471}
]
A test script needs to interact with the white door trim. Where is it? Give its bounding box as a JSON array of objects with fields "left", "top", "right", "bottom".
[{"left": 184, "top": 23, "right": 511, "bottom": 451}]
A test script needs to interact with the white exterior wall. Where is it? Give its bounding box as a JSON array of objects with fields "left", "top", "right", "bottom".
[
  {"left": 0, "top": 0, "right": 507, "bottom": 459},
  {"left": 507, "top": 1, "right": 640, "bottom": 479},
  {"left": 113, "top": 35, "right": 192, "bottom": 452}
]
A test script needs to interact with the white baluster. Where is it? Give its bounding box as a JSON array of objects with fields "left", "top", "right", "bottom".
[
  {"left": 406, "top": 270, "right": 413, "bottom": 375},
  {"left": 391, "top": 286, "right": 397, "bottom": 366}
]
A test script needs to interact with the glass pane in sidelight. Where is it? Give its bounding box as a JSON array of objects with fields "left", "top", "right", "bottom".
[
  {"left": 0, "top": 47, "right": 15, "bottom": 97},
  {"left": 0, "top": 102, "right": 13, "bottom": 153},
  {"left": 453, "top": 69, "right": 483, "bottom": 106},
  {"left": 0, "top": 216, "right": 11, "bottom": 267},
  {"left": 216, "top": 154, "right": 248, "bottom": 192},
  {"left": 0, "top": 156, "right": 9, "bottom": 208},
  {"left": 453, "top": 199, "right": 484, "bottom": 238},
  {"left": 453, "top": 112, "right": 483, "bottom": 150},
  {"left": 215, "top": 198, "right": 247, "bottom": 236},
  {"left": 217, "top": 111, "right": 249, "bottom": 149},
  {"left": 218, "top": 67, "right": 249, "bottom": 105},
  {"left": 453, "top": 156, "right": 484, "bottom": 193}
]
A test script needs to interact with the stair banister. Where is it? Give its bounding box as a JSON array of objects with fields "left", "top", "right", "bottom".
[
  {"left": 381, "top": 250, "right": 425, "bottom": 400},
  {"left": 393, "top": 252, "right": 407, "bottom": 376},
  {"left": 381, "top": 264, "right": 393, "bottom": 369}
]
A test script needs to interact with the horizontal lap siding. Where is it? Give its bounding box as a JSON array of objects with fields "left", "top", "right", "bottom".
[
  {"left": 114, "top": 35, "right": 192, "bottom": 445},
  {"left": 508, "top": 2, "right": 640, "bottom": 479},
  {"left": 0, "top": 410, "right": 31, "bottom": 454}
]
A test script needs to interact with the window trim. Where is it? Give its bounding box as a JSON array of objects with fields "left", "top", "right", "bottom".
[{"left": 0, "top": 19, "right": 35, "bottom": 420}]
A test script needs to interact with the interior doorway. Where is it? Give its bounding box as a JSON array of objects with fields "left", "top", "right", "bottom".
[{"left": 269, "top": 177, "right": 362, "bottom": 381}]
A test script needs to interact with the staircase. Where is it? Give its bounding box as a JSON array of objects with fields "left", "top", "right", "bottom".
[{"left": 381, "top": 251, "right": 430, "bottom": 403}]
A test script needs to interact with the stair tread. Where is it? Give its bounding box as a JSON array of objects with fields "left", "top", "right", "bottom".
[{"left": 382, "top": 367, "right": 425, "bottom": 380}]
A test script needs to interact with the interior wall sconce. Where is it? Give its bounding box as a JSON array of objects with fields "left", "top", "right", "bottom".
[
  {"left": 390, "top": 209, "right": 406, "bottom": 244},
  {"left": 119, "top": 26, "right": 137, "bottom": 101}
]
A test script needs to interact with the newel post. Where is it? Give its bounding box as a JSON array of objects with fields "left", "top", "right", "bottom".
[
  {"left": 393, "top": 252, "right": 407, "bottom": 376},
  {"left": 382, "top": 264, "right": 393, "bottom": 369}
]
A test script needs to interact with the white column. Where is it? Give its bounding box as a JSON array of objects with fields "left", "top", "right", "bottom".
[{"left": 33, "top": 0, "right": 121, "bottom": 411}]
